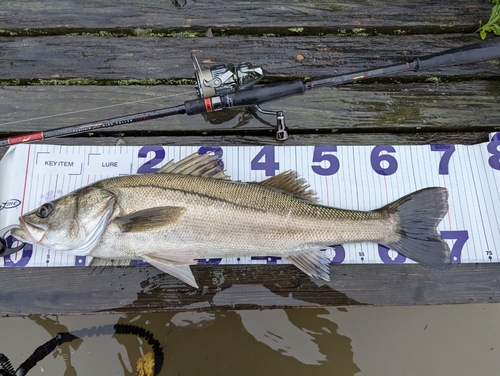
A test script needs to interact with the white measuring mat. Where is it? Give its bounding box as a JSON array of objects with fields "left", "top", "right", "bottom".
[{"left": 1, "top": 138, "right": 500, "bottom": 268}]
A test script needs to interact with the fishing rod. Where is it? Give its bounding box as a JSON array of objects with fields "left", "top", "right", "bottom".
[{"left": 0, "top": 38, "right": 499, "bottom": 146}]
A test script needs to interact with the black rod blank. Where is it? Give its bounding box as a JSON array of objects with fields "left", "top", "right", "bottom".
[
  {"left": 0, "top": 38, "right": 499, "bottom": 146},
  {"left": 310, "top": 38, "right": 500, "bottom": 89}
]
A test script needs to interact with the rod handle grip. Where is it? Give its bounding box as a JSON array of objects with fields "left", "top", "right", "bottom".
[
  {"left": 185, "top": 80, "right": 306, "bottom": 115},
  {"left": 414, "top": 38, "right": 500, "bottom": 71}
]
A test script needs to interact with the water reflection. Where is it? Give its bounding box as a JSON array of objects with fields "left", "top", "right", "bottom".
[
  {"left": 0, "top": 309, "right": 358, "bottom": 375},
  {"left": 236, "top": 310, "right": 327, "bottom": 365},
  {"left": 28, "top": 316, "right": 81, "bottom": 376},
  {"left": 114, "top": 309, "right": 359, "bottom": 375},
  {"left": 2, "top": 304, "right": 499, "bottom": 375}
]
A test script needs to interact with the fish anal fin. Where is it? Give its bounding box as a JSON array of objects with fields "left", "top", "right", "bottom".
[
  {"left": 114, "top": 206, "right": 186, "bottom": 233},
  {"left": 143, "top": 253, "right": 199, "bottom": 288},
  {"left": 156, "top": 152, "right": 230, "bottom": 180},
  {"left": 286, "top": 250, "right": 331, "bottom": 281},
  {"left": 256, "top": 171, "right": 318, "bottom": 203}
]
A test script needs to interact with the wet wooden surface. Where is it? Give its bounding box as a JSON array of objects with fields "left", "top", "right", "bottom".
[
  {"left": 0, "top": 0, "right": 492, "bottom": 31},
  {"left": 0, "top": 0, "right": 499, "bottom": 316},
  {"left": 1, "top": 83, "right": 499, "bottom": 135},
  {"left": 1, "top": 34, "right": 499, "bottom": 81},
  {"left": 1, "top": 263, "right": 500, "bottom": 316}
]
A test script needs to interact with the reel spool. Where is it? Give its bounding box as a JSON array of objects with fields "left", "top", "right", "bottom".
[
  {"left": 191, "top": 54, "right": 288, "bottom": 140},
  {"left": 192, "top": 54, "right": 264, "bottom": 98}
]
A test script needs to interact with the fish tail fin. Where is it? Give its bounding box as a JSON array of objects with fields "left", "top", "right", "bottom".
[{"left": 380, "top": 187, "right": 451, "bottom": 270}]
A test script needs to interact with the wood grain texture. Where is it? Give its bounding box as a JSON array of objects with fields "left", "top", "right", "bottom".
[
  {"left": 0, "top": 0, "right": 492, "bottom": 32},
  {"left": 0, "top": 132, "right": 490, "bottom": 161},
  {"left": 0, "top": 82, "right": 498, "bottom": 137},
  {"left": 0, "top": 263, "right": 498, "bottom": 316},
  {"left": 1, "top": 0, "right": 500, "bottom": 313},
  {"left": 1, "top": 34, "right": 498, "bottom": 81}
]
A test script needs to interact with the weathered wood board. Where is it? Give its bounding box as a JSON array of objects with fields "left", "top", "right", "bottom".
[
  {"left": 0, "top": 131, "right": 490, "bottom": 164},
  {"left": 0, "top": 0, "right": 493, "bottom": 31},
  {"left": 1, "top": 263, "right": 499, "bottom": 316},
  {"left": 0, "top": 0, "right": 499, "bottom": 315},
  {"left": 1, "top": 82, "right": 499, "bottom": 136},
  {"left": 1, "top": 34, "right": 499, "bottom": 81}
]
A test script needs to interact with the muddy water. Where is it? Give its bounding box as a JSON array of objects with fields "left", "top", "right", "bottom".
[{"left": 0, "top": 304, "right": 499, "bottom": 375}]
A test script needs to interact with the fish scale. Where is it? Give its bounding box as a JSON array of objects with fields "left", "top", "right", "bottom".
[
  {"left": 96, "top": 173, "right": 393, "bottom": 251},
  {"left": 12, "top": 152, "right": 451, "bottom": 288}
]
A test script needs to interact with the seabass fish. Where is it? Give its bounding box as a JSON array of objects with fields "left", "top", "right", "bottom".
[{"left": 11, "top": 152, "right": 450, "bottom": 288}]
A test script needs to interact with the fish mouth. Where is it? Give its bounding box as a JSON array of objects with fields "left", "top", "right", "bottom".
[{"left": 12, "top": 217, "right": 46, "bottom": 244}]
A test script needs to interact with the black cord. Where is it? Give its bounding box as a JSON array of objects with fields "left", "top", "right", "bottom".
[
  {"left": 0, "top": 324, "right": 164, "bottom": 376},
  {"left": 16, "top": 332, "right": 79, "bottom": 376},
  {"left": 114, "top": 324, "right": 164, "bottom": 376},
  {"left": 0, "top": 354, "right": 16, "bottom": 376}
]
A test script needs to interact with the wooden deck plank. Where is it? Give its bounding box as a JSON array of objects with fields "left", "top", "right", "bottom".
[
  {"left": 0, "top": 263, "right": 499, "bottom": 316},
  {"left": 0, "top": 131, "right": 490, "bottom": 161},
  {"left": 1, "top": 0, "right": 500, "bottom": 314},
  {"left": 0, "top": 0, "right": 491, "bottom": 31},
  {"left": 1, "top": 82, "right": 498, "bottom": 136},
  {"left": 0, "top": 34, "right": 498, "bottom": 81}
]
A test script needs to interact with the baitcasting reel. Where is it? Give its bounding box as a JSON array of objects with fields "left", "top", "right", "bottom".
[{"left": 191, "top": 54, "right": 289, "bottom": 140}]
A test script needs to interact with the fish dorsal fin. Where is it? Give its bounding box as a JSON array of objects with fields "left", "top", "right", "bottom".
[
  {"left": 286, "top": 249, "right": 331, "bottom": 281},
  {"left": 256, "top": 171, "right": 318, "bottom": 203},
  {"left": 156, "top": 152, "right": 230, "bottom": 180},
  {"left": 114, "top": 206, "right": 186, "bottom": 233}
]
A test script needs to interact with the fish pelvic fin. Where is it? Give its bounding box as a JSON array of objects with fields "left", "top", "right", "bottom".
[
  {"left": 156, "top": 152, "right": 230, "bottom": 180},
  {"left": 114, "top": 206, "right": 186, "bottom": 232},
  {"left": 286, "top": 249, "right": 331, "bottom": 281},
  {"left": 143, "top": 254, "right": 199, "bottom": 288},
  {"left": 255, "top": 171, "right": 318, "bottom": 203},
  {"left": 380, "top": 187, "right": 451, "bottom": 270}
]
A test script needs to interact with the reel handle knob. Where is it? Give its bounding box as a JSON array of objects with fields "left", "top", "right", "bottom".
[{"left": 276, "top": 112, "right": 289, "bottom": 141}]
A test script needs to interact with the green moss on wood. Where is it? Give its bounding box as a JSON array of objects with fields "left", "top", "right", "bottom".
[
  {"left": 0, "top": 29, "right": 18, "bottom": 36},
  {"left": 425, "top": 77, "right": 441, "bottom": 84},
  {"left": 0, "top": 25, "right": 468, "bottom": 38}
]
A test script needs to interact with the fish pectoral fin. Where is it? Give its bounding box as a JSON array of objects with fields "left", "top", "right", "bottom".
[
  {"left": 286, "top": 250, "right": 331, "bottom": 281},
  {"left": 143, "top": 254, "right": 199, "bottom": 288},
  {"left": 114, "top": 206, "right": 186, "bottom": 233}
]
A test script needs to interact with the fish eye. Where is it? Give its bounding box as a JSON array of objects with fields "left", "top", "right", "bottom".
[{"left": 36, "top": 202, "right": 54, "bottom": 218}]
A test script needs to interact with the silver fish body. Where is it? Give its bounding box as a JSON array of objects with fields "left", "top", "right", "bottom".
[{"left": 11, "top": 153, "right": 450, "bottom": 288}]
